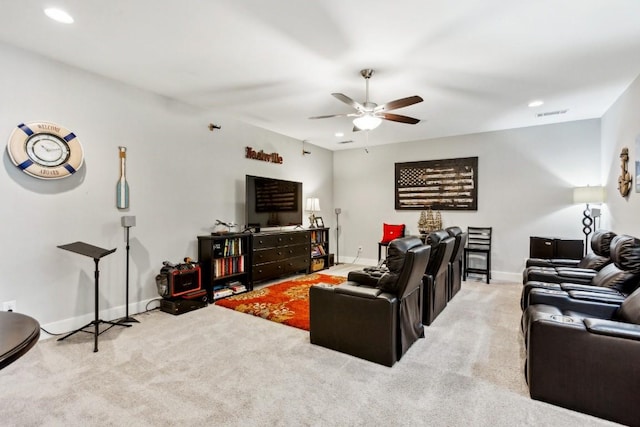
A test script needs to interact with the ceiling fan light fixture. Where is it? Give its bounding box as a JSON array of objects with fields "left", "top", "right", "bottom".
[
  {"left": 353, "top": 115, "right": 382, "bottom": 131},
  {"left": 44, "top": 8, "right": 74, "bottom": 24}
]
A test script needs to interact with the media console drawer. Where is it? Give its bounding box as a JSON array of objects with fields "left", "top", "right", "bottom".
[
  {"left": 252, "top": 256, "right": 310, "bottom": 282},
  {"left": 253, "top": 232, "right": 309, "bottom": 249}
]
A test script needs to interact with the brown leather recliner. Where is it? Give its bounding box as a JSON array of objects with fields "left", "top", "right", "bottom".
[
  {"left": 524, "top": 286, "right": 640, "bottom": 426},
  {"left": 445, "top": 226, "right": 468, "bottom": 301},
  {"left": 521, "top": 234, "right": 640, "bottom": 310},
  {"left": 309, "top": 236, "right": 430, "bottom": 367},
  {"left": 423, "top": 230, "right": 455, "bottom": 326},
  {"left": 523, "top": 230, "right": 615, "bottom": 284}
]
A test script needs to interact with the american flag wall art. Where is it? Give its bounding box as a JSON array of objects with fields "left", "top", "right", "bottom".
[{"left": 395, "top": 157, "right": 478, "bottom": 211}]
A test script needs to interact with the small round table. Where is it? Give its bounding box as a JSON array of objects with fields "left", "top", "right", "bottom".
[{"left": 0, "top": 311, "right": 40, "bottom": 370}]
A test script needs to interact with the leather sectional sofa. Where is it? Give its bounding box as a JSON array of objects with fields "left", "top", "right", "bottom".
[
  {"left": 309, "top": 227, "right": 468, "bottom": 366},
  {"left": 309, "top": 236, "right": 430, "bottom": 366},
  {"left": 523, "top": 229, "right": 615, "bottom": 284},
  {"left": 521, "top": 233, "right": 640, "bottom": 310},
  {"left": 521, "top": 230, "right": 640, "bottom": 426}
]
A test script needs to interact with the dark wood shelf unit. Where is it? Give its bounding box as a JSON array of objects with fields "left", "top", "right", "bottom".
[
  {"left": 310, "top": 227, "right": 330, "bottom": 272},
  {"left": 198, "top": 233, "right": 251, "bottom": 301}
]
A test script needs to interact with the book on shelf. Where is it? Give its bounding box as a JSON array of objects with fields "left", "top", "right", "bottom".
[
  {"left": 213, "top": 237, "right": 244, "bottom": 258},
  {"left": 311, "top": 243, "right": 326, "bottom": 257},
  {"left": 228, "top": 281, "right": 247, "bottom": 294},
  {"left": 213, "top": 255, "right": 245, "bottom": 278},
  {"left": 213, "top": 287, "right": 234, "bottom": 300}
]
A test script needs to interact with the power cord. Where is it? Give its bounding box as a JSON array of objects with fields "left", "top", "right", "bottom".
[
  {"left": 38, "top": 299, "right": 164, "bottom": 337},
  {"left": 352, "top": 247, "right": 363, "bottom": 264}
]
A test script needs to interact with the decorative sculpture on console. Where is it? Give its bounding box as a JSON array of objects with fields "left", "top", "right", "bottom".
[{"left": 418, "top": 208, "right": 442, "bottom": 234}]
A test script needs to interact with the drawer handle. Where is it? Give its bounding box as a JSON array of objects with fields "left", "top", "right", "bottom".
[{"left": 545, "top": 242, "right": 551, "bottom": 246}]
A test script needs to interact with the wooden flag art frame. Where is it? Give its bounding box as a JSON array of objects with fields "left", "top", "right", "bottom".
[{"left": 395, "top": 157, "right": 478, "bottom": 211}]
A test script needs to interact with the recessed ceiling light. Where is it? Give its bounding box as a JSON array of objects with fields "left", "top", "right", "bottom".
[
  {"left": 44, "top": 8, "right": 74, "bottom": 24},
  {"left": 528, "top": 100, "right": 544, "bottom": 108},
  {"left": 334, "top": 132, "right": 344, "bottom": 137}
]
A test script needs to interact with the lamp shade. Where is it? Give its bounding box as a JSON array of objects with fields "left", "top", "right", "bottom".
[
  {"left": 305, "top": 197, "right": 320, "bottom": 212},
  {"left": 353, "top": 115, "right": 382, "bottom": 131},
  {"left": 573, "top": 186, "right": 605, "bottom": 204}
]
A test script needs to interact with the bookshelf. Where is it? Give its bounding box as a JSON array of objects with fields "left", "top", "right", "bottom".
[
  {"left": 309, "top": 227, "right": 330, "bottom": 272},
  {"left": 198, "top": 233, "right": 251, "bottom": 301}
]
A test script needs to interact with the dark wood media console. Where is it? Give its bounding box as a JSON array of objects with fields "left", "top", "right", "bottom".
[
  {"left": 198, "top": 229, "right": 329, "bottom": 300},
  {"left": 252, "top": 230, "right": 311, "bottom": 283}
]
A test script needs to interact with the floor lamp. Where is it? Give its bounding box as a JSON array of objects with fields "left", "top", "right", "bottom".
[
  {"left": 573, "top": 186, "right": 605, "bottom": 256},
  {"left": 335, "top": 208, "right": 341, "bottom": 265},
  {"left": 118, "top": 216, "right": 139, "bottom": 324}
]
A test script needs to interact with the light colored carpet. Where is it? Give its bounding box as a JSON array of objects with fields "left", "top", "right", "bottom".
[{"left": 0, "top": 272, "right": 619, "bottom": 426}]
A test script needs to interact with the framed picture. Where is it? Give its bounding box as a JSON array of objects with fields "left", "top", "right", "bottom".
[
  {"left": 314, "top": 217, "right": 324, "bottom": 228},
  {"left": 395, "top": 157, "right": 478, "bottom": 210}
]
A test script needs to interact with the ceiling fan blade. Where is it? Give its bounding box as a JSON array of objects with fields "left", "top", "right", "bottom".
[
  {"left": 332, "top": 93, "right": 366, "bottom": 112},
  {"left": 374, "top": 95, "right": 423, "bottom": 112},
  {"left": 309, "top": 113, "right": 350, "bottom": 119},
  {"left": 309, "top": 112, "right": 361, "bottom": 120},
  {"left": 380, "top": 112, "right": 421, "bottom": 125}
]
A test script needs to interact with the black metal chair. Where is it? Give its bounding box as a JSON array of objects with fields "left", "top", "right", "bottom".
[{"left": 463, "top": 226, "right": 492, "bottom": 284}]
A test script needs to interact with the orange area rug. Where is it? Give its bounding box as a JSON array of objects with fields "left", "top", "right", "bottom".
[{"left": 215, "top": 273, "right": 345, "bottom": 331}]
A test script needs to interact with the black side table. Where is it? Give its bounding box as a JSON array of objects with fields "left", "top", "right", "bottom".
[{"left": 0, "top": 311, "right": 40, "bottom": 370}]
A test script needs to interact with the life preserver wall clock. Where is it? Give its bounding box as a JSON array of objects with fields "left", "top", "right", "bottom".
[{"left": 6, "top": 121, "right": 84, "bottom": 179}]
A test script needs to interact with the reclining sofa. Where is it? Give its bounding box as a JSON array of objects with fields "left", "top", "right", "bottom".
[
  {"left": 521, "top": 234, "right": 640, "bottom": 310},
  {"left": 309, "top": 236, "right": 430, "bottom": 366},
  {"left": 422, "top": 230, "right": 455, "bottom": 325},
  {"left": 523, "top": 285, "right": 640, "bottom": 426},
  {"left": 523, "top": 229, "right": 615, "bottom": 284}
]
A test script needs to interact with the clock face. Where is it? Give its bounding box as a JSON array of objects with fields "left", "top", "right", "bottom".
[
  {"left": 6, "top": 122, "right": 84, "bottom": 179},
  {"left": 26, "top": 134, "right": 70, "bottom": 167}
]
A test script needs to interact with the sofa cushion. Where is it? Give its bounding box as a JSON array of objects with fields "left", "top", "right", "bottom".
[
  {"left": 611, "top": 235, "right": 640, "bottom": 273},
  {"left": 618, "top": 287, "right": 640, "bottom": 324}
]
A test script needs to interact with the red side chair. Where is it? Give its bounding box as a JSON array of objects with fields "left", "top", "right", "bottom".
[{"left": 378, "top": 223, "right": 406, "bottom": 261}]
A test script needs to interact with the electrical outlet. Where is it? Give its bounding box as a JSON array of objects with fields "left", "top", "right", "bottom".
[{"left": 2, "top": 300, "right": 16, "bottom": 312}]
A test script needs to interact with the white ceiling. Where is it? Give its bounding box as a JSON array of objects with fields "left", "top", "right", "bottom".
[{"left": 1, "top": 0, "right": 640, "bottom": 151}]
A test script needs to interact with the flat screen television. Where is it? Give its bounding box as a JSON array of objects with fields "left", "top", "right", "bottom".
[{"left": 245, "top": 175, "right": 303, "bottom": 229}]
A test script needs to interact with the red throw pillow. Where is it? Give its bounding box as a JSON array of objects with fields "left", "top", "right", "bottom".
[{"left": 380, "top": 223, "right": 405, "bottom": 244}]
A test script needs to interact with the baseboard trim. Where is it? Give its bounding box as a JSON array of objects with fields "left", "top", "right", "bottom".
[{"left": 39, "top": 298, "right": 162, "bottom": 341}]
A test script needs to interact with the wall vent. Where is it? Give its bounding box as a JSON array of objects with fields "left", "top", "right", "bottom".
[{"left": 536, "top": 109, "right": 568, "bottom": 118}]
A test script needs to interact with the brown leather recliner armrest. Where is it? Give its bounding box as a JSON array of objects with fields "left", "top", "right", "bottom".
[
  {"left": 584, "top": 318, "right": 640, "bottom": 341},
  {"left": 334, "top": 282, "right": 383, "bottom": 299},
  {"left": 559, "top": 283, "right": 622, "bottom": 293},
  {"left": 527, "top": 288, "right": 621, "bottom": 319}
]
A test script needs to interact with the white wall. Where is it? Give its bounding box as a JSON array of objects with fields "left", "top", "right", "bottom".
[
  {"left": 601, "top": 74, "right": 640, "bottom": 237},
  {"left": 333, "top": 120, "right": 602, "bottom": 279},
  {"left": 2, "top": 37, "right": 627, "bottom": 329},
  {"left": 0, "top": 43, "right": 333, "bottom": 331}
]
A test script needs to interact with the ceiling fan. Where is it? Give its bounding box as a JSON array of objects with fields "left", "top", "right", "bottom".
[{"left": 310, "top": 69, "right": 423, "bottom": 131}]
